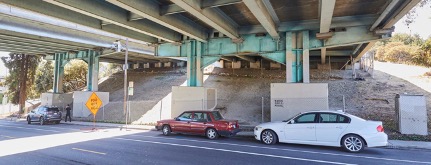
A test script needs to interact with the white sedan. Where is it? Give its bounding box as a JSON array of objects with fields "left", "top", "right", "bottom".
[{"left": 254, "top": 111, "right": 388, "bottom": 152}]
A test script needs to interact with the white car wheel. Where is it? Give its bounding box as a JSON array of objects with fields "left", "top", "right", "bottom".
[
  {"left": 342, "top": 135, "right": 365, "bottom": 152},
  {"left": 261, "top": 130, "right": 277, "bottom": 145}
]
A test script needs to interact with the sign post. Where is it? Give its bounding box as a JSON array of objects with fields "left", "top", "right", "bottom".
[
  {"left": 85, "top": 92, "right": 103, "bottom": 130},
  {"left": 125, "top": 81, "right": 134, "bottom": 130}
]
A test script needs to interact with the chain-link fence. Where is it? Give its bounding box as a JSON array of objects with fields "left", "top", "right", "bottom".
[
  {"left": 72, "top": 100, "right": 165, "bottom": 124},
  {"left": 71, "top": 98, "right": 218, "bottom": 125},
  {"left": 270, "top": 97, "right": 329, "bottom": 121},
  {"left": 360, "top": 52, "right": 375, "bottom": 78}
]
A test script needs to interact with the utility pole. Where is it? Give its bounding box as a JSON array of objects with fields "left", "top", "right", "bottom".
[{"left": 123, "top": 39, "right": 128, "bottom": 115}]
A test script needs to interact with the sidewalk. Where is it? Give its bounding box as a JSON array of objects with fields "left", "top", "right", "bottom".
[
  {"left": 61, "top": 120, "right": 156, "bottom": 130},
  {"left": 62, "top": 121, "right": 431, "bottom": 150}
]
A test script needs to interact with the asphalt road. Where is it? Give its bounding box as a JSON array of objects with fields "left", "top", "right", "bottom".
[{"left": 1, "top": 119, "right": 431, "bottom": 165}]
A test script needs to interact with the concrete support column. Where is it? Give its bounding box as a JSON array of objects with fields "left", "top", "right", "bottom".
[
  {"left": 285, "top": 32, "right": 296, "bottom": 83},
  {"left": 196, "top": 41, "right": 203, "bottom": 87},
  {"left": 286, "top": 31, "right": 309, "bottom": 83},
  {"left": 303, "top": 31, "right": 310, "bottom": 83},
  {"left": 86, "top": 50, "right": 99, "bottom": 91},
  {"left": 53, "top": 53, "right": 65, "bottom": 93},
  {"left": 321, "top": 48, "right": 327, "bottom": 64},
  {"left": 186, "top": 40, "right": 203, "bottom": 87}
]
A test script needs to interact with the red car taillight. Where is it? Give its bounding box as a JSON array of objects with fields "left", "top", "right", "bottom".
[{"left": 377, "top": 125, "right": 384, "bottom": 132}]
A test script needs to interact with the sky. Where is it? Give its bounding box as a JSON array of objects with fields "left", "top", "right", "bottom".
[
  {"left": 394, "top": 5, "right": 431, "bottom": 39},
  {"left": 0, "top": 4, "right": 430, "bottom": 76}
]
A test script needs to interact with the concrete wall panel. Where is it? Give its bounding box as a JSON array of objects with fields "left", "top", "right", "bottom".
[
  {"left": 250, "top": 61, "right": 261, "bottom": 69},
  {"left": 270, "top": 83, "right": 329, "bottom": 121},
  {"left": 171, "top": 86, "right": 217, "bottom": 118},
  {"left": 232, "top": 61, "right": 241, "bottom": 69},
  {"left": 40, "top": 93, "right": 73, "bottom": 111},
  {"left": 72, "top": 91, "right": 109, "bottom": 117}
]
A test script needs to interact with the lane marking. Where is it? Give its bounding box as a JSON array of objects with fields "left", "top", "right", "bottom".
[
  {"left": 72, "top": 148, "right": 106, "bottom": 155},
  {"left": 0, "top": 135, "right": 15, "bottom": 139},
  {"left": 128, "top": 135, "right": 431, "bottom": 164},
  {"left": 0, "top": 125, "right": 61, "bottom": 133},
  {"left": 0, "top": 122, "right": 80, "bottom": 131},
  {"left": 115, "top": 137, "right": 355, "bottom": 165},
  {"left": 0, "top": 120, "right": 101, "bottom": 131}
]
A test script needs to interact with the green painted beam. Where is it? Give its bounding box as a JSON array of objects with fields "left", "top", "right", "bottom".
[
  {"left": 260, "top": 51, "right": 285, "bottom": 65},
  {"left": 158, "top": 26, "right": 383, "bottom": 57},
  {"left": 201, "top": 56, "right": 221, "bottom": 69}
]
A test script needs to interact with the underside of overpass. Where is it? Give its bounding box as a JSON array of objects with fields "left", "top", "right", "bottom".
[{"left": 0, "top": 0, "right": 420, "bottom": 91}]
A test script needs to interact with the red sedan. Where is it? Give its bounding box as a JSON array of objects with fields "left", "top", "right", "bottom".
[{"left": 156, "top": 110, "right": 241, "bottom": 139}]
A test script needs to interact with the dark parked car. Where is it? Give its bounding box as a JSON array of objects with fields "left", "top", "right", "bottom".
[
  {"left": 27, "top": 106, "right": 62, "bottom": 125},
  {"left": 156, "top": 110, "right": 241, "bottom": 139}
]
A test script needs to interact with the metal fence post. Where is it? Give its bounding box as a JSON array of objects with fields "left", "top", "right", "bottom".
[
  {"left": 342, "top": 95, "right": 346, "bottom": 112},
  {"left": 261, "top": 97, "right": 264, "bottom": 123},
  {"left": 160, "top": 100, "right": 162, "bottom": 120},
  {"left": 9, "top": 103, "right": 12, "bottom": 121},
  {"left": 102, "top": 106, "right": 105, "bottom": 122}
]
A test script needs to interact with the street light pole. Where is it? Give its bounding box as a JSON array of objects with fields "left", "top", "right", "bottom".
[{"left": 123, "top": 38, "right": 129, "bottom": 130}]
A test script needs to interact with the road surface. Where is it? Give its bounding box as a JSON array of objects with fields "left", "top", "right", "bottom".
[{"left": 1, "top": 119, "right": 430, "bottom": 165}]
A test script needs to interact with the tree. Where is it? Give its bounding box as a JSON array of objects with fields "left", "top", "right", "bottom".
[
  {"left": 420, "top": 37, "right": 431, "bottom": 65},
  {"left": 390, "top": 33, "right": 423, "bottom": 46},
  {"left": 34, "top": 60, "right": 54, "bottom": 96},
  {"left": 403, "top": 0, "right": 431, "bottom": 26},
  {"left": 1, "top": 54, "right": 40, "bottom": 113},
  {"left": 63, "top": 60, "right": 88, "bottom": 93}
]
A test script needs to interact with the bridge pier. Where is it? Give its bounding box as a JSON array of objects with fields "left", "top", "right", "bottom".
[
  {"left": 186, "top": 40, "right": 203, "bottom": 87},
  {"left": 84, "top": 50, "right": 100, "bottom": 91},
  {"left": 52, "top": 50, "right": 101, "bottom": 93},
  {"left": 285, "top": 31, "right": 310, "bottom": 83},
  {"left": 53, "top": 53, "right": 67, "bottom": 93}
]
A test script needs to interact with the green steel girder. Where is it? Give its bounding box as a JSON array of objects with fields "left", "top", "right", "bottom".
[
  {"left": 260, "top": 51, "right": 285, "bottom": 65},
  {"left": 316, "top": 26, "right": 385, "bottom": 49},
  {"left": 45, "top": 49, "right": 101, "bottom": 61},
  {"left": 201, "top": 56, "right": 220, "bottom": 69},
  {"left": 157, "top": 26, "right": 384, "bottom": 58},
  {"left": 52, "top": 49, "right": 101, "bottom": 93}
]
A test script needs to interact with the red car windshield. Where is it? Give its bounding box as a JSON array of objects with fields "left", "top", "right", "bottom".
[{"left": 211, "top": 111, "right": 224, "bottom": 121}]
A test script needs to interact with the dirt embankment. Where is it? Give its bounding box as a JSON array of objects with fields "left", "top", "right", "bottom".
[{"left": 93, "top": 68, "right": 187, "bottom": 122}]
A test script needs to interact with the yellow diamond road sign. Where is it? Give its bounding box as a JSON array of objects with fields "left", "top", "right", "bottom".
[{"left": 86, "top": 92, "right": 103, "bottom": 115}]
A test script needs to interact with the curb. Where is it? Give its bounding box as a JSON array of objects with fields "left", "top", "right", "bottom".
[
  {"left": 384, "top": 146, "right": 431, "bottom": 150},
  {"left": 61, "top": 122, "right": 157, "bottom": 131},
  {"left": 384, "top": 143, "right": 431, "bottom": 151}
]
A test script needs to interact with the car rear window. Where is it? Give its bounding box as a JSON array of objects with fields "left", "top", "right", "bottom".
[
  {"left": 211, "top": 111, "right": 224, "bottom": 121},
  {"left": 47, "top": 108, "right": 59, "bottom": 112}
]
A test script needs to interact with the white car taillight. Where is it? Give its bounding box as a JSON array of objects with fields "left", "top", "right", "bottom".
[{"left": 377, "top": 125, "right": 384, "bottom": 132}]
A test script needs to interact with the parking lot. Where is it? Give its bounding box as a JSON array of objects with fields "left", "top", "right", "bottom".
[{"left": 1, "top": 119, "right": 431, "bottom": 165}]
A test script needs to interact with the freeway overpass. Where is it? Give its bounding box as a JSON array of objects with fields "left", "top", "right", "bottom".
[
  {"left": 0, "top": 0, "right": 419, "bottom": 88},
  {"left": 0, "top": 0, "right": 420, "bottom": 107}
]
